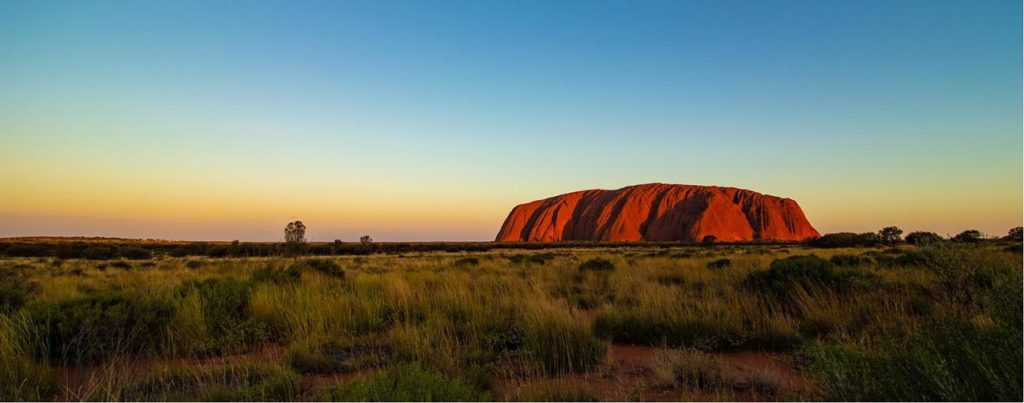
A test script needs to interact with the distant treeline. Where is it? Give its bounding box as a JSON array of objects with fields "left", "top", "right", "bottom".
[
  {"left": 0, "top": 239, "right": 802, "bottom": 259},
  {"left": 1, "top": 229, "right": 1017, "bottom": 259}
]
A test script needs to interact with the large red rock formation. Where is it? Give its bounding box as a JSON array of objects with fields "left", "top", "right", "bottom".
[{"left": 496, "top": 183, "right": 819, "bottom": 242}]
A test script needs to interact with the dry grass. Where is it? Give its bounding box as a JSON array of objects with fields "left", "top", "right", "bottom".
[{"left": 0, "top": 242, "right": 1019, "bottom": 401}]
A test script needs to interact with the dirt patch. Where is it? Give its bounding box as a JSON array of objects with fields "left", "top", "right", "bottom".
[{"left": 494, "top": 344, "right": 816, "bottom": 401}]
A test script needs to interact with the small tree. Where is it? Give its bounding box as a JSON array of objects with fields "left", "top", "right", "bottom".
[
  {"left": 701, "top": 235, "right": 717, "bottom": 245},
  {"left": 284, "top": 221, "right": 307, "bottom": 255},
  {"left": 952, "top": 229, "right": 983, "bottom": 243},
  {"left": 905, "top": 231, "right": 943, "bottom": 246},
  {"left": 1006, "top": 227, "right": 1023, "bottom": 242},
  {"left": 878, "top": 226, "right": 903, "bottom": 245},
  {"left": 359, "top": 235, "right": 373, "bottom": 244}
]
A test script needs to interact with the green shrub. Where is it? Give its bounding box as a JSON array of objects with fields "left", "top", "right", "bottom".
[
  {"left": 26, "top": 291, "right": 173, "bottom": 364},
  {"left": 0, "top": 314, "right": 59, "bottom": 401},
  {"left": 0, "top": 265, "right": 36, "bottom": 313},
  {"left": 805, "top": 319, "right": 1021, "bottom": 401},
  {"left": 744, "top": 255, "right": 875, "bottom": 296},
  {"left": 591, "top": 310, "right": 799, "bottom": 351},
  {"left": 321, "top": 364, "right": 490, "bottom": 401},
  {"left": 706, "top": 258, "right": 731, "bottom": 269},
  {"left": 180, "top": 278, "right": 275, "bottom": 354},
  {"left": 578, "top": 258, "right": 615, "bottom": 273}
]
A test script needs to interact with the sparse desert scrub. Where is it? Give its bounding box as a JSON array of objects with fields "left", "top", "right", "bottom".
[{"left": 0, "top": 243, "right": 1017, "bottom": 401}]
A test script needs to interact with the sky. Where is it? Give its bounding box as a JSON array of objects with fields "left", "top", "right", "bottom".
[{"left": 1, "top": 0, "right": 1021, "bottom": 241}]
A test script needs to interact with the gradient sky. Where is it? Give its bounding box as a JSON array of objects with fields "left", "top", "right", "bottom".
[{"left": 2, "top": 0, "right": 1021, "bottom": 241}]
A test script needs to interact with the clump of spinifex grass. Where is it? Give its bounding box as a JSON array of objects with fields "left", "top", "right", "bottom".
[{"left": 0, "top": 313, "right": 58, "bottom": 401}]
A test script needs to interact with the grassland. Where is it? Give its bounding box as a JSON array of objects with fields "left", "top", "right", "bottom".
[{"left": 0, "top": 241, "right": 1020, "bottom": 401}]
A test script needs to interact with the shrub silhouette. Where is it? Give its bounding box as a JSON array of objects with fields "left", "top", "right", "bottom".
[
  {"left": 905, "top": 231, "right": 944, "bottom": 246},
  {"left": 808, "top": 233, "right": 882, "bottom": 248},
  {"left": 953, "top": 230, "right": 984, "bottom": 243},
  {"left": 1006, "top": 227, "right": 1023, "bottom": 242},
  {"left": 878, "top": 226, "right": 903, "bottom": 245}
]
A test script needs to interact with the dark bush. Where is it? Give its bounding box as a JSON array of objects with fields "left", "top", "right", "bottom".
[
  {"left": 4, "top": 244, "right": 53, "bottom": 257},
  {"left": 82, "top": 246, "right": 119, "bottom": 260},
  {"left": 109, "top": 260, "right": 132, "bottom": 269},
  {"left": 185, "top": 260, "right": 202, "bottom": 269},
  {"left": 120, "top": 247, "right": 153, "bottom": 260},
  {"left": 808, "top": 232, "right": 881, "bottom": 248},
  {"left": 507, "top": 253, "right": 557, "bottom": 265},
  {"left": 0, "top": 265, "right": 36, "bottom": 313},
  {"left": 251, "top": 264, "right": 301, "bottom": 284},
  {"left": 805, "top": 318, "right": 1021, "bottom": 401},
  {"left": 181, "top": 278, "right": 276, "bottom": 353},
  {"left": 288, "top": 259, "right": 345, "bottom": 279},
  {"left": 593, "top": 310, "right": 800, "bottom": 352},
  {"left": 706, "top": 259, "right": 731, "bottom": 270},
  {"left": 744, "top": 255, "right": 875, "bottom": 296},
  {"left": 953, "top": 230, "right": 984, "bottom": 243},
  {"left": 167, "top": 248, "right": 190, "bottom": 258},
  {"left": 27, "top": 291, "right": 173, "bottom": 364},
  {"left": 206, "top": 246, "right": 231, "bottom": 258},
  {"left": 905, "top": 231, "right": 944, "bottom": 246},
  {"left": 578, "top": 258, "right": 615, "bottom": 273}
]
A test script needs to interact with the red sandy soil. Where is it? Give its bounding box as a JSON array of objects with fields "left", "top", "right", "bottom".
[
  {"left": 494, "top": 344, "right": 815, "bottom": 401},
  {"left": 53, "top": 343, "right": 814, "bottom": 401},
  {"left": 496, "top": 183, "right": 819, "bottom": 243}
]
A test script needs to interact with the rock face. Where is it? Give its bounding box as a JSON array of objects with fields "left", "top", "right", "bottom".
[{"left": 496, "top": 183, "right": 819, "bottom": 243}]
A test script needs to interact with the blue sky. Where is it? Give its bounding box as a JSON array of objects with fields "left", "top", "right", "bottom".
[{"left": 1, "top": 0, "right": 1021, "bottom": 240}]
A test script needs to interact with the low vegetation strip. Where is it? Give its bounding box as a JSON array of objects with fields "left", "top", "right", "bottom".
[{"left": 0, "top": 240, "right": 1019, "bottom": 401}]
